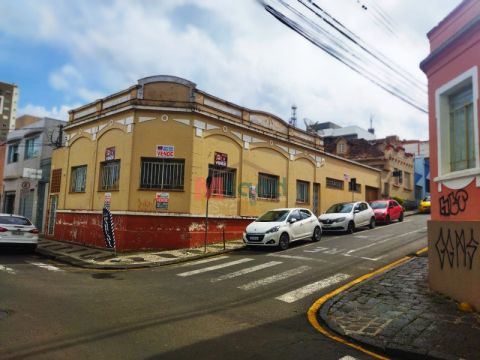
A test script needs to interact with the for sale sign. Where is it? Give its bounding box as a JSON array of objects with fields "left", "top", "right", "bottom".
[
  {"left": 156, "top": 192, "right": 169, "bottom": 210},
  {"left": 156, "top": 145, "right": 174, "bottom": 158}
]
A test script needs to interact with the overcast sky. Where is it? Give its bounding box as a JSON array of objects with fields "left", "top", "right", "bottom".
[{"left": 0, "top": 0, "right": 460, "bottom": 140}]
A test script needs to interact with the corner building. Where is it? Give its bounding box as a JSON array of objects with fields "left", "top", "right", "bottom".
[{"left": 49, "top": 76, "right": 381, "bottom": 251}]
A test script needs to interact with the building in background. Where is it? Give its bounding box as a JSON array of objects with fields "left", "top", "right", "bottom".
[
  {"left": 49, "top": 75, "right": 382, "bottom": 252},
  {"left": 324, "top": 135, "right": 415, "bottom": 204},
  {"left": 0, "top": 81, "right": 19, "bottom": 141},
  {"left": 402, "top": 139, "right": 430, "bottom": 203},
  {"left": 420, "top": 0, "right": 480, "bottom": 309},
  {"left": 3, "top": 117, "right": 65, "bottom": 232},
  {"left": 306, "top": 121, "right": 376, "bottom": 141}
]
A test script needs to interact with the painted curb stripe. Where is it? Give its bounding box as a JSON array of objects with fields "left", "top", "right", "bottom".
[{"left": 307, "top": 249, "right": 428, "bottom": 360}]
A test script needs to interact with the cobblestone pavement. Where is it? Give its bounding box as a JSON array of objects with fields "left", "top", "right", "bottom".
[{"left": 320, "top": 255, "right": 480, "bottom": 359}]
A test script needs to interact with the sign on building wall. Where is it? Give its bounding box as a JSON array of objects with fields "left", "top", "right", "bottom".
[
  {"left": 156, "top": 192, "right": 169, "bottom": 210},
  {"left": 214, "top": 152, "right": 228, "bottom": 167},
  {"left": 156, "top": 145, "right": 175, "bottom": 158},
  {"left": 105, "top": 147, "right": 116, "bottom": 161}
]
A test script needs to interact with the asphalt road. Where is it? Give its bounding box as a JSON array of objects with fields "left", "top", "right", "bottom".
[{"left": 0, "top": 214, "right": 429, "bottom": 360}]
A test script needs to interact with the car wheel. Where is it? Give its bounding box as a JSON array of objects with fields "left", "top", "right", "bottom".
[
  {"left": 278, "top": 233, "right": 290, "bottom": 250},
  {"left": 312, "top": 226, "right": 321, "bottom": 242},
  {"left": 347, "top": 221, "right": 355, "bottom": 234},
  {"left": 369, "top": 217, "right": 376, "bottom": 229},
  {"left": 26, "top": 244, "right": 37, "bottom": 253},
  {"left": 399, "top": 212, "right": 404, "bottom": 222},
  {"left": 386, "top": 215, "right": 391, "bottom": 224}
]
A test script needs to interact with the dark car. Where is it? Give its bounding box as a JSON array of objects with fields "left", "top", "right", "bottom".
[{"left": 369, "top": 200, "right": 404, "bottom": 224}]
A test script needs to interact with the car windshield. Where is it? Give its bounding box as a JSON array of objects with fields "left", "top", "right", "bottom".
[
  {"left": 0, "top": 216, "right": 31, "bottom": 226},
  {"left": 423, "top": 196, "right": 431, "bottom": 202},
  {"left": 256, "top": 210, "right": 290, "bottom": 222},
  {"left": 370, "top": 202, "right": 387, "bottom": 209},
  {"left": 326, "top": 203, "right": 353, "bottom": 214}
]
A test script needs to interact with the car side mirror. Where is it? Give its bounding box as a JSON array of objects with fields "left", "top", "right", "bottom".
[
  {"left": 289, "top": 218, "right": 297, "bottom": 224},
  {"left": 354, "top": 209, "right": 360, "bottom": 214}
]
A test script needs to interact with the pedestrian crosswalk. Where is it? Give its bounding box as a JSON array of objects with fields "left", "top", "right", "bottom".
[
  {"left": 0, "top": 261, "right": 64, "bottom": 274},
  {"left": 175, "top": 255, "right": 351, "bottom": 304}
]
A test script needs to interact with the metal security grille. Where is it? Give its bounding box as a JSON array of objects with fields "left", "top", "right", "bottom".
[
  {"left": 50, "top": 169, "right": 62, "bottom": 193},
  {"left": 48, "top": 195, "right": 58, "bottom": 235},
  {"left": 208, "top": 165, "right": 236, "bottom": 196},
  {"left": 100, "top": 160, "right": 120, "bottom": 191},
  {"left": 258, "top": 173, "right": 279, "bottom": 199},
  {"left": 326, "top": 177, "right": 344, "bottom": 190},
  {"left": 70, "top": 165, "right": 87, "bottom": 192},
  {"left": 296, "top": 180, "right": 309, "bottom": 203},
  {"left": 140, "top": 158, "right": 184, "bottom": 190}
]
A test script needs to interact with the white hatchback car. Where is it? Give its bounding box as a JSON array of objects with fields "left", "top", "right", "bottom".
[
  {"left": 243, "top": 208, "right": 322, "bottom": 250},
  {"left": 0, "top": 214, "right": 39, "bottom": 251},
  {"left": 319, "top": 201, "right": 376, "bottom": 234}
]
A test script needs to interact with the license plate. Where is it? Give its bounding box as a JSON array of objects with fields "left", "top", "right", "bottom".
[
  {"left": 323, "top": 224, "right": 331, "bottom": 227},
  {"left": 12, "top": 230, "right": 22, "bottom": 235},
  {"left": 249, "top": 236, "right": 259, "bottom": 240}
]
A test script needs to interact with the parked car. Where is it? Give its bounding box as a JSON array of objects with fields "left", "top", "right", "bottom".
[
  {"left": 319, "top": 201, "right": 375, "bottom": 234},
  {"left": 0, "top": 214, "right": 39, "bottom": 251},
  {"left": 370, "top": 200, "right": 404, "bottom": 224},
  {"left": 419, "top": 195, "right": 431, "bottom": 213},
  {"left": 243, "top": 208, "right": 322, "bottom": 250}
]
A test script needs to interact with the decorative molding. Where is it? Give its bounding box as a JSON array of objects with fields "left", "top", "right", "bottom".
[
  {"left": 244, "top": 142, "right": 250, "bottom": 150},
  {"left": 98, "top": 124, "right": 107, "bottom": 132},
  {"left": 231, "top": 131, "right": 242, "bottom": 140},
  {"left": 174, "top": 118, "right": 190, "bottom": 126},
  {"left": 251, "top": 137, "right": 265, "bottom": 143},
  {"left": 193, "top": 120, "right": 206, "bottom": 130},
  {"left": 74, "top": 106, "right": 96, "bottom": 119},
  {"left": 204, "top": 97, "right": 242, "bottom": 117},
  {"left": 139, "top": 116, "right": 155, "bottom": 123},
  {"left": 207, "top": 124, "right": 220, "bottom": 131},
  {"left": 195, "top": 128, "right": 203, "bottom": 137},
  {"left": 242, "top": 134, "right": 252, "bottom": 143},
  {"left": 103, "top": 94, "right": 131, "bottom": 109},
  {"left": 276, "top": 144, "right": 288, "bottom": 153}
]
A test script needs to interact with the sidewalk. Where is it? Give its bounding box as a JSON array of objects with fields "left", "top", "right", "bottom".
[
  {"left": 318, "top": 253, "right": 480, "bottom": 360},
  {"left": 37, "top": 238, "right": 245, "bottom": 270}
]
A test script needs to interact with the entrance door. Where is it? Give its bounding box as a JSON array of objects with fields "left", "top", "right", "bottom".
[
  {"left": 47, "top": 195, "right": 58, "bottom": 235},
  {"left": 4, "top": 191, "right": 15, "bottom": 214},
  {"left": 313, "top": 183, "right": 320, "bottom": 216},
  {"left": 19, "top": 190, "right": 34, "bottom": 221}
]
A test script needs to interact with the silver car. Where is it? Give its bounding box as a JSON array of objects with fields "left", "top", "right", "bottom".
[
  {"left": 319, "top": 202, "right": 376, "bottom": 234},
  {"left": 0, "top": 214, "right": 39, "bottom": 251}
]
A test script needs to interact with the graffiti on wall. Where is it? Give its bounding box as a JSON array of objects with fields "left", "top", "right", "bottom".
[
  {"left": 439, "top": 189, "right": 468, "bottom": 216},
  {"left": 435, "top": 227, "right": 478, "bottom": 270}
]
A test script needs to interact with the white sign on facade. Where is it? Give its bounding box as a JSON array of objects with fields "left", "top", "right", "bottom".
[{"left": 22, "top": 168, "right": 42, "bottom": 180}]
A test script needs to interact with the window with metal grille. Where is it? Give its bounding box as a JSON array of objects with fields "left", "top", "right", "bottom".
[
  {"left": 50, "top": 169, "right": 62, "bottom": 193},
  {"left": 140, "top": 158, "right": 184, "bottom": 190},
  {"left": 70, "top": 165, "right": 87, "bottom": 193},
  {"left": 100, "top": 160, "right": 120, "bottom": 191},
  {"left": 258, "top": 173, "right": 279, "bottom": 199},
  {"left": 326, "top": 177, "right": 344, "bottom": 190},
  {"left": 296, "top": 180, "right": 309, "bottom": 203},
  {"left": 208, "top": 164, "right": 236, "bottom": 197}
]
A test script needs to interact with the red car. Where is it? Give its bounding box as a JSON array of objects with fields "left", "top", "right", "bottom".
[{"left": 369, "top": 200, "right": 404, "bottom": 224}]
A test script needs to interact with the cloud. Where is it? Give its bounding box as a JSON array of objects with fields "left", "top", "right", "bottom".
[
  {"left": 18, "top": 103, "right": 75, "bottom": 121},
  {"left": 1, "top": 0, "right": 460, "bottom": 141}
]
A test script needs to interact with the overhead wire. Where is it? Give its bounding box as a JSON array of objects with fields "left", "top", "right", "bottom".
[{"left": 261, "top": 0, "right": 427, "bottom": 113}]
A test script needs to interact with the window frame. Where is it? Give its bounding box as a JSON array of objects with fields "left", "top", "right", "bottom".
[
  {"left": 326, "top": 177, "right": 344, "bottom": 190},
  {"left": 7, "top": 143, "right": 19, "bottom": 163},
  {"left": 99, "top": 160, "right": 121, "bottom": 191},
  {"left": 258, "top": 173, "right": 279, "bottom": 200},
  {"left": 208, "top": 164, "right": 236, "bottom": 197},
  {"left": 24, "top": 136, "right": 40, "bottom": 160},
  {"left": 296, "top": 180, "right": 310, "bottom": 203},
  {"left": 70, "top": 165, "right": 87, "bottom": 193},
  {"left": 140, "top": 157, "right": 185, "bottom": 191},
  {"left": 435, "top": 66, "right": 479, "bottom": 180}
]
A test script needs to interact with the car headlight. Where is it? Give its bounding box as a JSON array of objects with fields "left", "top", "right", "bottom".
[
  {"left": 334, "top": 217, "right": 346, "bottom": 223},
  {"left": 266, "top": 226, "right": 280, "bottom": 234}
]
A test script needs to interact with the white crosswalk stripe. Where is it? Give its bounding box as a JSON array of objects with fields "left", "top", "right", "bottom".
[
  {"left": 276, "top": 273, "right": 350, "bottom": 303},
  {"left": 177, "top": 258, "right": 254, "bottom": 277},
  {"left": 27, "top": 262, "right": 64, "bottom": 272},
  {"left": 338, "top": 356, "right": 359, "bottom": 360},
  {"left": 179, "top": 255, "right": 230, "bottom": 267},
  {"left": 238, "top": 265, "right": 311, "bottom": 290},
  {"left": 211, "top": 261, "right": 282, "bottom": 283},
  {"left": 0, "top": 265, "right": 16, "bottom": 274}
]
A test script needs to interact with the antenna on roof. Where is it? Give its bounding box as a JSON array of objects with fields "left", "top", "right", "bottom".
[
  {"left": 289, "top": 104, "right": 297, "bottom": 127},
  {"left": 368, "top": 115, "right": 375, "bottom": 134}
]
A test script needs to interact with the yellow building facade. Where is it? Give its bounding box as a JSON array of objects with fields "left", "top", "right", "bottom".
[{"left": 47, "top": 76, "right": 381, "bottom": 251}]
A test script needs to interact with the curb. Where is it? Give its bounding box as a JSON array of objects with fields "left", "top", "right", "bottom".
[
  {"left": 308, "top": 247, "right": 429, "bottom": 360},
  {"left": 36, "top": 244, "right": 245, "bottom": 270}
]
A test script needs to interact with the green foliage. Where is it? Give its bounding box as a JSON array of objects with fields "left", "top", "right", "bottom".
[{"left": 392, "top": 196, "right": 404, "bottom": 206}]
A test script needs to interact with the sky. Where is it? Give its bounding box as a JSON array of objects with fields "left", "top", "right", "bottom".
[{"left": 0, "top": 0, "right": 460, "bottom": 140}]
